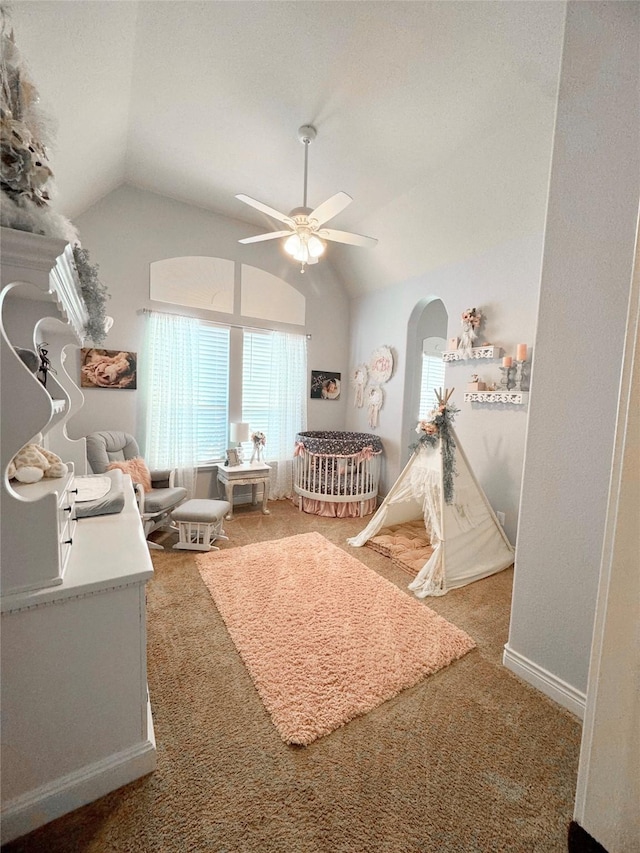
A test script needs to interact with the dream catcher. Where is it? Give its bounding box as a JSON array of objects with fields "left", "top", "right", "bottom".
[
  {"left": 367, "top": 385, "right": 384, "bottom": 429},
  {"left": 352, "top": 364, "right": 368, "bottom": 408}
]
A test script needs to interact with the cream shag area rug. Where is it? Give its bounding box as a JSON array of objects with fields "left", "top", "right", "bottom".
[{"left": 196, "top": 531, "right": 475, "bottom": 745}]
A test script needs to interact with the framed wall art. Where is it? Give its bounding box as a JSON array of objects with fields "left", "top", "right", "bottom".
[
  {"left": 80, "top": 348, "right": 137, "bottom": 389},
  {"left": 310, "top": 370, "right": 341, "bottom": 400}
]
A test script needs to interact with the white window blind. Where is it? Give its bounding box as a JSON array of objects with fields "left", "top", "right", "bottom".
[
  {"left": 418, "top": 353, "right": 446, "bottom": 419},
  {"left": 242, "top": 330, "right": 278, "bottom": 451},
  {"left": 196, "top": 324, "right": 230, "bottom": 464},
  {"left": 146, "top": 317, "right": 304, "bottom": 472},
  {"left": 241, "top": 330, "right": 307, "bottom": 489}
]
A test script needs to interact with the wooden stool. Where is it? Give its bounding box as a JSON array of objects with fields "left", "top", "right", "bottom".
[{"left": 171, "top": 499, "right": 231, "bottom": 551}]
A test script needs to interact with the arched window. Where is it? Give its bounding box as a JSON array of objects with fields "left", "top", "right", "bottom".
[
  {"left": 402, "top": 297, "right": 448, "bottom": 458},
  {"left": 419, "top": 336, "right": 447, "bottom": 418},
  {"left": 149, "top": 256, "right": 305, "bottom": 325},
  {"left": 146, "top": 258, "right": 307, "bottom": 481}
]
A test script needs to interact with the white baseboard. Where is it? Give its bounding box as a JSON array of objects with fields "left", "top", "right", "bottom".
[
  {"left": 503, "top": 643, "right": 586, "bottom": 719},
  {"left": 1, "top": 737, "right": 156, "bottom": 845}
]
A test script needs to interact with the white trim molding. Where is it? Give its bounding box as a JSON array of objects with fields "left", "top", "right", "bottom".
[
  {"left": 503, "top": 643, "right": 586, "bottom": 719},
  {"left": 0, "top": 723, "right": 156, "bottom": 845}
]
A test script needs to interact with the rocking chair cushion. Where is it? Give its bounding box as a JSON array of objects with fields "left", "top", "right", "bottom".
[{"left": 144, "top": 486, "right": 188, "bottom": 514}]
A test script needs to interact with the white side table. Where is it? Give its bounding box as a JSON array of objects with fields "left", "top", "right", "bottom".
[{"left": 217, "top": 462, "right": 271, "bottom": 519}]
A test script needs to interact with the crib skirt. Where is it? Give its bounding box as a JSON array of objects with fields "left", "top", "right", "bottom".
[{"left": 297, "top": 497, "right": 378, "bottom": 518}]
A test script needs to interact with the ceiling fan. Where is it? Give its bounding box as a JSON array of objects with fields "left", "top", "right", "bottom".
[{"left": 236, "top": 125, "right": 377, "bottom": 273}]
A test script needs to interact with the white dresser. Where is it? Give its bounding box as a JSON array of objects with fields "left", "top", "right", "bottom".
[{"left": 0, "top": 228, "right": 156, "bottom": 845}]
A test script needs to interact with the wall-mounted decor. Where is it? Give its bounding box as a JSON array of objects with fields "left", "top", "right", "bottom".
[
  {"left": 80, "top": 348, "right": 137, "bottom": 389},
  {"left": 368, "top": 346, "right": 394, "bottom": 384},
  {"left": 351, "top": 364, "right": 368, "bottom": 408},
  {"left": 310, "top": 371, "right": 341, "bottom": 400},
  {"left": 459, "top": 307, "right": 483, "bottom": 357},
  {"left": 367, "top": 385, "right": 384, "bottom": 429}
]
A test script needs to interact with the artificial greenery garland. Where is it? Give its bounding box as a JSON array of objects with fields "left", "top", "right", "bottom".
[
  {"left": 73, "top": 246, "right": 110, "bottom": 345},
  {"left": 410, "top": 401, "right": 459, "bottom": 504}
]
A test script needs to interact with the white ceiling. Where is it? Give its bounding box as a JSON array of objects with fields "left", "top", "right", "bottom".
[{"left": 9, "top": 1, "right": 566, "bottom": 296}]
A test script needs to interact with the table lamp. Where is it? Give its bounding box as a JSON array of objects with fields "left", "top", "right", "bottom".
[{"left": 229, "top": 422, "right": 250, "bottom": 463}]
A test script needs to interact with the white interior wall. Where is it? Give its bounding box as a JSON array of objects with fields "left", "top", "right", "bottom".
[
  {"left": 70, "top": 184, "right": 350, "bottom": 496},
  {"left": 574, "top": 219, "right": 639, "bottom": 853},
  {"left": 506, "top": 0, "right": 640, "bottom": 712},
  {"left": 346, "top": 233, "right": 545, "bottom": 544}
]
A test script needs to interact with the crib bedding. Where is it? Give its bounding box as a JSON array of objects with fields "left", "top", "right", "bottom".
[
  {"left": 293, "top": 430, "right": 383, "bottom": 518},
  {"left": 295, "top": 430, "right": 383, "bottom": 456},
  {"left": 298, "top": 497, "right": 378, "bottom": 518}
]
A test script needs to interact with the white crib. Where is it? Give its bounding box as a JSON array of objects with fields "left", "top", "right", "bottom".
[{"left": 293, "top": 431, "right": 383, "bottom": 518}]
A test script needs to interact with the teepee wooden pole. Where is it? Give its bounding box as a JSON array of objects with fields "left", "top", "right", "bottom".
[{"left": 436, "top": 387, "right": 455, "bottom": 406}]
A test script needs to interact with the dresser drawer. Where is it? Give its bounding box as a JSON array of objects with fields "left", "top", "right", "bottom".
[{"left": 57, "top": 481, "right": 77, "bottom": 578}]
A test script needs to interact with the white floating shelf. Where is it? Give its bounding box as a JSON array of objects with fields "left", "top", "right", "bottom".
[
  {"left": 464, "top": 391, "right": 528, "bottom": 405},
  {"left": 443, "top": 346, "right": 503, "bottom": 362}
]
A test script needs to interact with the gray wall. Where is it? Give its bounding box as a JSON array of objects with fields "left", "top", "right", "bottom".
[
  {"left": 345, "top": 233, "right": 546, "bottom": 543},
  {"left": 506, "top": 1, "right": 640, "bottom": 705}
]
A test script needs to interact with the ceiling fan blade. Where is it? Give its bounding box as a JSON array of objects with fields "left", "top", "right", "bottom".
[
  {"left": 308, "top": 192, "right": 353, "bottom": 227},
  {"left": 318, "top": 228, "right": 378, "bottom": 248},
  {"left": 235, "top": 194, "right": 294, "bottom": 226},
  {"left": 239, "top": 230, "right": 292, "bottom": 244}
]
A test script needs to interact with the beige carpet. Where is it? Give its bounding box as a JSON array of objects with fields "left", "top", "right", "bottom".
[
  {"left": 196, "top": 531, "right": 475, "bottom": 745},
  {"left": 4, "top": 500, "right": 582, "bottom": 853}
]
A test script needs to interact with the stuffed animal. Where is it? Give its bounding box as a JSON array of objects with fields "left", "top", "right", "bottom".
[{"left": 7, "top": 443, "right": 68, "bottom": 484}]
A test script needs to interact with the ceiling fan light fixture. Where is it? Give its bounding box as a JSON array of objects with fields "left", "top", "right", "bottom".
[
  {"left": 308, "top": 235, "right": 325, "bottom": 258},
  {"left": 284, "top": 232, "right": 325, "bottom": 265},
  {"left": 284, "top": 233, "right": 301, "bottom": 257},
  {"left": 237, "top": 125, "right": 377, "bottom": 272}
]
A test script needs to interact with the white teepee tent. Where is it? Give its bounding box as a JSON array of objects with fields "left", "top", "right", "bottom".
[{"left": 348, "top": 391, "right": 514, "bottom": 597}]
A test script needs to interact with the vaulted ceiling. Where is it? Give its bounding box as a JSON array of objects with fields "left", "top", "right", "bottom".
[{"left": 9, "top": 1, "right": 565, "bottom": 296}]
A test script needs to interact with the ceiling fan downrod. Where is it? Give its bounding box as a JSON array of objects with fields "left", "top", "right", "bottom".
[{"left": 298, "top": 124, "right": 316, "bottom": 212}]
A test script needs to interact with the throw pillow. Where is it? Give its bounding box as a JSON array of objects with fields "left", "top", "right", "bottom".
[{"left": 106, "top": 457, "right": 153, "bottom": 493}]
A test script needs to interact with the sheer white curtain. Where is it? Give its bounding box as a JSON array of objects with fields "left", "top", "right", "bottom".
[
  {"left": 269, "top": 331, "right": 307, "bottom": 498},
  {"left": 243, "top": 330, "right": 307, "bottom": 499},
  {"left": 140, "top": 311, "right": 199, "bottom": 497}
]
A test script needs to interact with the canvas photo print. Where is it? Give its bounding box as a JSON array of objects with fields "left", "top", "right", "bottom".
[
  {"left": 80, "top": 348, "right": 137, "bottom": 389},
  {"left": 310, "top": 370, "right": 341, "bottom": 400}
]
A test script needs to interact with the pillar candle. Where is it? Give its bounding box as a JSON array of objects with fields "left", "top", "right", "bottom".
[
  {"left": 516, "top": 344, "right": 527, "bottom": 361},
  {"left": 502, "top": 356, "right": 513, "bottom": 367}
]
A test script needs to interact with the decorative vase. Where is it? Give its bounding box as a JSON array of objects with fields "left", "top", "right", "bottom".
[{"left": 251, "top": 445, "right": 262, "bottom": 463}]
